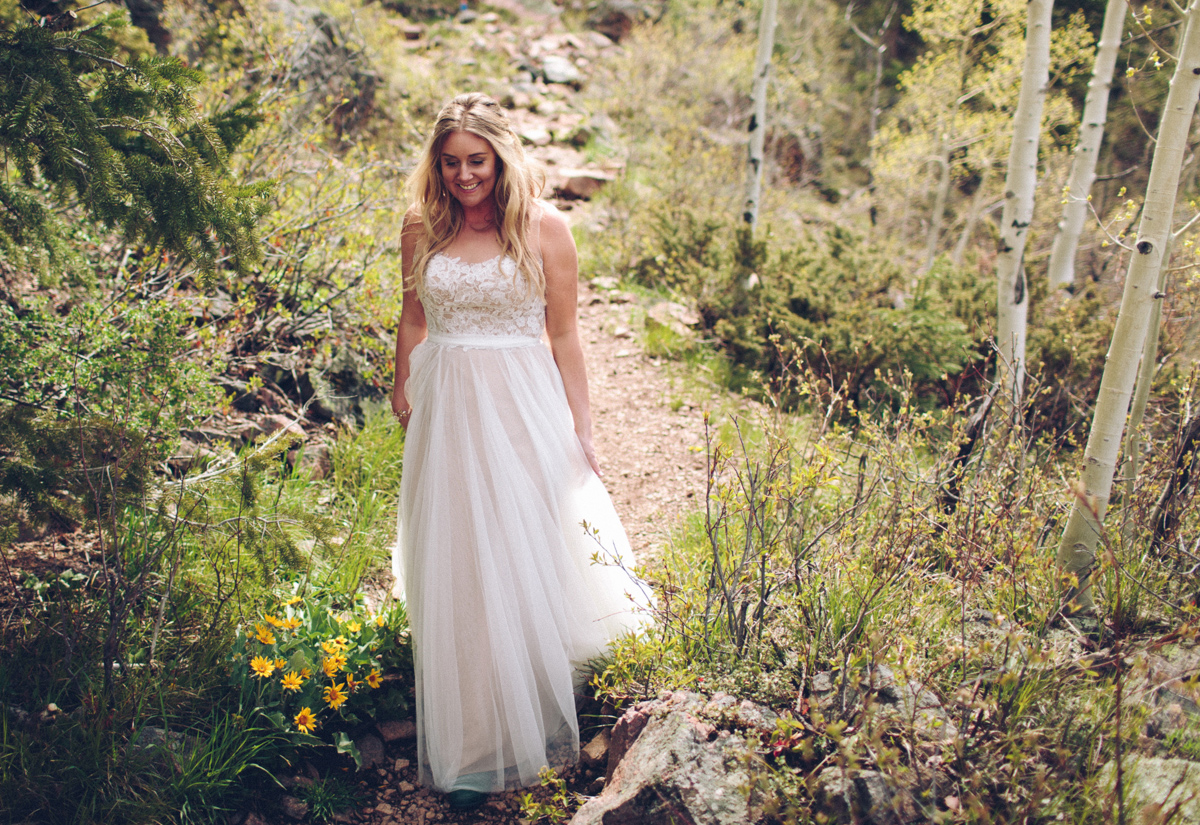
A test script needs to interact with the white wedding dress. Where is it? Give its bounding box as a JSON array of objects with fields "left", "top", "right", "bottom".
[{"left": 392, "top": 239, "right": 647, "bottom": 794}]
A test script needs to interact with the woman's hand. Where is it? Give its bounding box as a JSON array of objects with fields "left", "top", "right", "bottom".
[
  {"left": 577, "top": 432, "right": 602, "bottom": 477},
  {"left": 391, "top": 388, "right": 412, "bottom": 429}
]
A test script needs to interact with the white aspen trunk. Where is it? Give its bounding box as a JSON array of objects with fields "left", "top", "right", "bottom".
[
  {"left": 846, "top": 0, "right": 896, "bottom": 176},
  {"left": 1118, "top": 257, "right": 1167, "bottom": 550},
  {"left": 923, "top": 144, "right": 953, "bottom": 272},
  {"left": 743, "top": 0, "right": 778, "bottom": 230},
  {"left": 1055, "top": 0, "right": 1200, "bottom": 614},
  {"left": 1047, "top": 0, "right": 1128, "bottom": 291},
  {"left": 1120, "top": 207, "right": 1200, "bottom": 546},
  {"left": 996, "top": 0, "right": 1054, "bottom": 405}
]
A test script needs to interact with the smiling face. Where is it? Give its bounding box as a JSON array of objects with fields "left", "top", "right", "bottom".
[{"left": 440, "top": 130, "right": 499, "bottom": 212}]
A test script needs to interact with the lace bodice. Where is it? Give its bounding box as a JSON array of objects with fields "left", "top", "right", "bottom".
[{"left": 419, "top": 253, "right": 546, "bottom": 339}]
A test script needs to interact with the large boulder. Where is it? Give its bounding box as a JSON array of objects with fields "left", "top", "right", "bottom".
[
  {"left": 815, "top": 767, "right": 906, "bottom": 825},
  {"left": 1096, "top": 756, "right": 1200, "bottom": 823},
  {"left": 1129, "top": 643, "right": 1200, "bottom": 751},
  {"left": 584, "top": 0, "right": 660, "bottom": 43},
  {"left": 572, "top": 692, "right": 776, "bottom": 825},
  {"left": 810, "top": 664, "right": 957, "bottom": 744}
]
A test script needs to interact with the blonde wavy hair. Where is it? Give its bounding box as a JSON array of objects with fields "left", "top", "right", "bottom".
[{"left": 406, "top": 93, "right": 547, "bottom": 295}]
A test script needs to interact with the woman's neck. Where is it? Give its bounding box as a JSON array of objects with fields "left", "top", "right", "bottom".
[{"left": 462, "top": 203, "right": 497, "bottom": 234}]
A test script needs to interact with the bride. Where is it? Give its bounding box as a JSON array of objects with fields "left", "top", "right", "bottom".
[{"left": 390, "top": 93, "right": 646, "bottom": 810}]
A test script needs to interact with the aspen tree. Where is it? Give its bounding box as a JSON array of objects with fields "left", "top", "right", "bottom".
[
  {"left": 1047, "top": 0, "right": 1128, "bottom": 291},
  {"left": 1056, "top": 0, "right": 1200, "bottom": 614},
  {"left": 742, "top": 0, "right": 777, "bottom": 230},
  {"left": 995, "top": 0, "right": 1054, "bottom": 405},
  {"left": 872, "top": 1, "right": 1087, "bottom": 266}
]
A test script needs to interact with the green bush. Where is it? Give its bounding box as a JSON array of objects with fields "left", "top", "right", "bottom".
[
  {"left": 0, "top": 296, "right": 220, "bottom": 528},
  {"left": 629, "top": 212, "right": 983, "bottom": 411}
]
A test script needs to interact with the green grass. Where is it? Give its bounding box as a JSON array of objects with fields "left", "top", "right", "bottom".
[
  {"left": 0, "top": 404, "right": 411, "bottom": 824},
  {"left": 587, "top": 367, "right": 1198, "bottom": 824},
  {"left": 297, "top": 775, "right": 365, "bottom": 823}
]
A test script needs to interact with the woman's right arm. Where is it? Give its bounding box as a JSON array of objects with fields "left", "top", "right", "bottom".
[{"left": 392, "top": 212, "right": 428, "bottom": 427}]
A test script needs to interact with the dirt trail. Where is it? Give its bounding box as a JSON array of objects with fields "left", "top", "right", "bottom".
[{"left": 578, "top": 285, "right": 711, "bottom": 562}]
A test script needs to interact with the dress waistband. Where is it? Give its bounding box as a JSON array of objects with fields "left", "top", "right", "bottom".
[{"left": 424, "top": 332, "right": 542, "bottom": 349}]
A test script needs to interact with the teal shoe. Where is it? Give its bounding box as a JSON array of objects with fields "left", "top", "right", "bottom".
[{"left": 447, "top": 789, "right": 486, "bottom": 810}]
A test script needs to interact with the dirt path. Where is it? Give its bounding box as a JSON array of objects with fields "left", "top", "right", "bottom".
[{"left": 579, "top": 285, "right": 711, "bottom": 562}]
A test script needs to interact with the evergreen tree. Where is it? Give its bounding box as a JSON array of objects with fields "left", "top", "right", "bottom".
[{"left": 0, "top": 11, "right": 270, "bottom": 278}]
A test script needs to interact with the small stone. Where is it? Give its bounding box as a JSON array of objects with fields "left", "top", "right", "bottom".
[
  {"left": 279, "top": 795, "right": 308, "bottom": 821},
  {"left": 399, "top": 781, "right": 415, "bottom": 793},
  {"left": 541, "top": 54, "right": 582, "bottom": 85},
  {"left": 377, "top": 719, "right": 416, "bottom": 742},
  {"left": 519, "top": 127, "right": 552, "bottom": 146},
  {"left": 355, "top": 733, "right": 386, "bottom": 769},
  {"left": 394, "top": 757, "right": 411, "bottom": 771},
  {"left": 375, "top": 802, "right": 395, "bottom": 816},
  {"left": 580, "top": 730, "right": 610, "bottom": 768},
  {"left": 584, "top": 30, "right": 615, "bottom": 48}
]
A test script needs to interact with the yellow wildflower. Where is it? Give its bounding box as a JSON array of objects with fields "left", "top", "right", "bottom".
[
  {"left": 321, "top": 654, "right": 347, "bottom": 678},
  {"left": 263, "top": 614, "right": 283, "bottom": 627},
  {"left": 366, "top": 669, "right": 382, "bottom": 689},
  {"left": 320, "top": 640, "right": 339, "bottom": 655},
  {"left": 324, "top": 682, "right": 348, "bottom": 710},
  {"left": 281, "top": 671, "right": 304, "bottom": 692},
  {"left": 281, "top": 617, "right": 301, "bottom": 631},
  {"left": 294, "top": 707, "right": 317, "bottom": 734},
  {"left": 334, "top": 635, "right": 349, "bottom": 650},
  {"left": 283, "top": 596, "right": 302, "bottom": 607},
  {"left": 345, "top": 621, "right": 362, "bottom": 633},
  {"left": 374, "top": 615, "right": 386, "bottom": 628},
  {"left": 274, "top": 658, "right": 287, "bottom": 670},
  {"left": 254, "top": 624, "right": 276, "bottom": 646},
  {"left": 250, "top": 655, "right": 275, "bottom": 678},
  {"left": 344, "top": 672, "right": 359, "bottom": 692},
  {"left": 300, "top": 667, "right": 312, "bottom": 680}
]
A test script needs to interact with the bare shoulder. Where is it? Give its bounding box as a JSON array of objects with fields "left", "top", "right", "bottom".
[
  {"left": 401, "top": 205, "right": 423, "bottom": 235},
  {"left": 536, "top": 200, "right": 575, "bottom": 256},
  {"left": 401, "top": 206, "right": 424, "bottom": 255}
]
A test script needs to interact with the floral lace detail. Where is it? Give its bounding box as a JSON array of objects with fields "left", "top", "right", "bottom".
[{"left": 420, "top": 253, "right": 546, "bottom": 339}]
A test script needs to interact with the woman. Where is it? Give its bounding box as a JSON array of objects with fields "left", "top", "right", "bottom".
[{"left": 390, "top": 93, "right": 645, "bottom": 810}]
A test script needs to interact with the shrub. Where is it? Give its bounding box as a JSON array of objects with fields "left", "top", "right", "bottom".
[{"left": 628, "top": 212, "right": 983, "bottom": 411}]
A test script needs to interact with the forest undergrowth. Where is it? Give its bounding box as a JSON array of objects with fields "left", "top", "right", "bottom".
[
  {"left": 586, "top": 351, "right": 1200, "bottom": 823},
  {"left": 2, "top": 0, "right": 1200, "bottom": 822}
]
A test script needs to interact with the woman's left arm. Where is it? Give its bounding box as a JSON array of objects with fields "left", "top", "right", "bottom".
[{"left": 542, "top": 205, "right": 602, "bottom": 477}]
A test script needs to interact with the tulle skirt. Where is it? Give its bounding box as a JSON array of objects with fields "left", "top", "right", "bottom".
[{"left": 392, "top": 333, "right": 647, "bottom": 793}]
